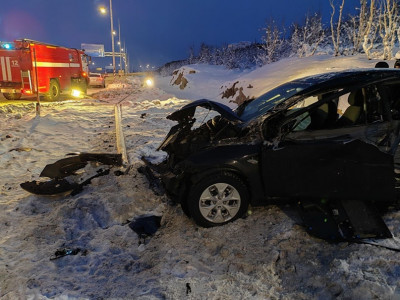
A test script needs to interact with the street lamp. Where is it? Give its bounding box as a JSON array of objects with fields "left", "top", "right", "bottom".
[
  {"left": 118, "top": 19, "right": 122, "bottom": 72},
  {"left": 99, "top": 0, "right": 116, "bottom": 75}
]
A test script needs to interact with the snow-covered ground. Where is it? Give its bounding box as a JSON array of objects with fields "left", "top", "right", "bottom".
[{"left": 1, "top": 55, "right": 400, "bottom": 299}]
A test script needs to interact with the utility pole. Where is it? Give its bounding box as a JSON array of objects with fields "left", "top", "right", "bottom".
[
  {"left": 118, "top": 19, "right": 122, "bottom": 72},
  {"left": 124, "top": 42, "right": 127, "bottom": 73}
]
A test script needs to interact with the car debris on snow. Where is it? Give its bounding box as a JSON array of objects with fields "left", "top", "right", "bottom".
[{"left": 20, "top": 152, "right": 122, "bottom": 195}]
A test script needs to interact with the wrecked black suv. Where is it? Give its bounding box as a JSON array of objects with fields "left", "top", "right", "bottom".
[{"left": 155, "top": 69, "right": 400, "bottom": 234}]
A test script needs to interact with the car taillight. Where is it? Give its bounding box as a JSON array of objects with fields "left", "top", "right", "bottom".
[{"left": 82, "top": 72, "right": 87, "bottom": 77}]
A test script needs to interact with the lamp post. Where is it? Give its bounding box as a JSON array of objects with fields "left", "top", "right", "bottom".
[
  {"left": 118, "top": 19, "right": 122, "bottom": 72},
  {"left": 109, "top": 0, "right": 116, "bottom": 75},
  {"left": 99, "top": 1, "right": 116, "bottom": 75}
]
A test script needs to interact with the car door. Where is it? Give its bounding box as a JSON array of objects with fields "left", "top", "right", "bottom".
[{"left": 261, "top": 84, "right": 399, "bottom": 202}]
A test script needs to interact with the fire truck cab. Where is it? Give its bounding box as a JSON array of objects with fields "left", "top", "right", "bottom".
[{"left": 0, "top": 39, "right": 90, "bottom": 101}]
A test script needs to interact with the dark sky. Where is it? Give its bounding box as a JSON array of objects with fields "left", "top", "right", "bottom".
[{"left": 0, "top": 0, "right": 360, "bottom": 70}]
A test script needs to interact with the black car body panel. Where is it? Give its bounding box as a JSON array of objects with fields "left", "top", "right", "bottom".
[
  {"left": 177, "top": 144, "right": 265, "bottom": 203},
  {"left": 153, "top": 69, "right": 400, "bottom": 236},
  {"left": 262, "top": 139, "right": 395, "bottom": 201}
]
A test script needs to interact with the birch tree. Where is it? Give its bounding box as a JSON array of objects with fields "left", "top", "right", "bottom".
[
  {"left": 330, "top": 0, "right": 346, "bottom": 56},
  {"left": 362, "top": 0, "right": 377, "bottom": 59},
  {"left": 349, "top": 0, "right": 368, "bottom": 54},
  {"left": 378, "top": 0, "right": 398, "bottom": 60}
]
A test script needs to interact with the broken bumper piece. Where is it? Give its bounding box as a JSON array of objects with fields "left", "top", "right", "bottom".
[
  {"left": 40, "top": 152, "right": 122, "bottom": 179},
  {"left": 20, "top": 153, "right": 122, "bottom": 195},
  {"left": 20, "top": 178, "right": 79, "bottom": 196}
]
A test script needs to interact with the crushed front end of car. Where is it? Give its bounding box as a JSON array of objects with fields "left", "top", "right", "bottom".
[{"left": 154, "top": 99, "right": 250, "bottom": 202}]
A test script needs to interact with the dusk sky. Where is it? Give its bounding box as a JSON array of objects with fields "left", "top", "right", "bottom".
[{"left": 0, "top": 0, "right": 360, "bottom": 70}]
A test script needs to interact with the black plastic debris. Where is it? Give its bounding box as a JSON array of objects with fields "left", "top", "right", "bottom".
[
  {"left": 20, "top": 152, "right": 122, "bottom": 195},
  {"left": 40, "top": 152, "right": 122, "bottom": 179},
  {"left": 186, "top": 283, "right": 192, "bottom": 295},
  {"left": 128, "top": 215, "right": 162, "bottom": 243},
  {"left": 20, "top": 178, "right": 79, "bottom": 196},
  {"left": 21, "top": 168, "right": 110, "bottom": 196},
  {"left": 298, "top": 198, "right": 392, "bottom": 242},
  {"left": 50, "top": 248, "right": 87, "bottom": 260}
]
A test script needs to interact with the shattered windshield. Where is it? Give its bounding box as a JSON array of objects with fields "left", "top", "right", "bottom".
[{"left": 239, "top": 81, "right": 312, "bottom": 122}]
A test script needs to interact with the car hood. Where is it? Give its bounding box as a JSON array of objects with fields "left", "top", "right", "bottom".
[{"left": 167, "top": 99, "right": 243, "bottom": 123}]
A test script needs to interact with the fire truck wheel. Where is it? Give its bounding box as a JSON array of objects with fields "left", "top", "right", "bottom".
[
  {"left": 46, "top": 79, "right": 60, "bottom": 101},
  {"left": 3, "top": 93, "right": 22, "bottom": 100}
]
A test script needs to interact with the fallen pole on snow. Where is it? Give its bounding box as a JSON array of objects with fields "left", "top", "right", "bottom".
[{"left": 115, "top": 104, "right": 129, "bottom": 167}]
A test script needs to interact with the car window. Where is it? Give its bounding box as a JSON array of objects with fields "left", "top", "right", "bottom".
[
  {"left": 285, "top": 84, "right": 393, "bottom": 134},
  {"left": 286, "top": 96, "right": 318, "bottom": 131},
  {"left": 336, "top": 85, "right": 386, "bottom": 125},
  {"left": 337, "top": 92, "right": 351, "bottom": 116}
]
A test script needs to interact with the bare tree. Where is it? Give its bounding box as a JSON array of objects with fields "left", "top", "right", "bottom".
[
  {"left": 198, "top": 43, "right": 212, "bottom": 64},
  {"left": 348, "top": 0, "right": 368, "bottom": 54},
  {"left": 362, "top": 0, "right": 377, "bottom": 59},
  {"left": 262, "top": 21, "right": 284, "bottom": 63},
  {"left": 291, "top": 14, "right": 325, "bottom": 57},
  {"left": 188, "top": 46, "right": 195, "bottom": 64},
  {"left": 378, "top": 0, "right": 398, "bottom": 60},
  {"left": 330, "top": 0, "right": 346, "bottom": 56}
]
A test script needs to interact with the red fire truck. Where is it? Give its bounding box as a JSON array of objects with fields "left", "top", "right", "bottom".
[{"left": 0, "top": 39, "right": 90, "bottom": 101}]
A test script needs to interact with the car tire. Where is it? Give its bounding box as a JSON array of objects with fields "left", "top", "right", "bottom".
[
  {"left": 3, "top": 93, "right": 22, "bottom": 100},
  {"left": 45, "top": 79, "right": 60, "bottom": 101},
  {"left": 187, "top": 172, "right": 249, "bottom": 227}
]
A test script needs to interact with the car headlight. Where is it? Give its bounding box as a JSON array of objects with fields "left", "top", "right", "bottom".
[
  {"left": 145, "top": 78, "right": 154, "bottom": 87},
  {"left": 71, "top": 89, "right": 82, "bottom": 98}
]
